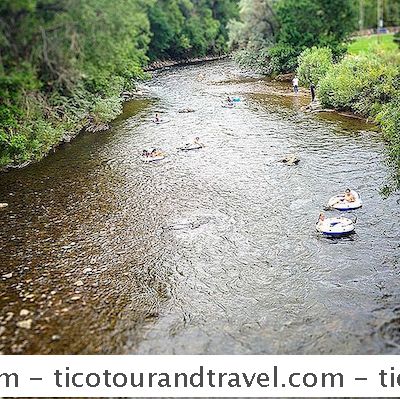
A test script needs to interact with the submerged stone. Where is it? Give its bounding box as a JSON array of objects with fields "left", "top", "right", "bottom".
[{"left": 17, "top": 319, "right": 32, "bottom": 329}]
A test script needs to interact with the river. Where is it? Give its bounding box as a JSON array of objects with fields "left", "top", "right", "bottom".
[{"left": 0, "top": 60, "right": 399, "bottom": 355}]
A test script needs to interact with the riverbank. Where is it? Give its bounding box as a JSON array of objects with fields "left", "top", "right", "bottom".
[
  {"left": 295, "top": 43, "right": 400, "bottom": 192},
  {"left": 0, "top": 55, "right": 229, "bottom": 173},
  {"left": 301, "top": 100, "right": 372, "bottom": 121},
  {"left": 145, "top": 55, "right": 229, "bottom": 71},
  {"left": 0, "top": 60, "right": 369, "bottom": 174},
  {"left": 0, "top": 90, "right": 139, "bottom": 173}
]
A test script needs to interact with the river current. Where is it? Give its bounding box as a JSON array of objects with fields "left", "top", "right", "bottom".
[{"left": 0, "top": 60, "right": 399, "bottom": 355}]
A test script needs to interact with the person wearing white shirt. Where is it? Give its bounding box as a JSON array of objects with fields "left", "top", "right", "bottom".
[{"left": 292, "top": 76, "right": 299, "bottom": 93}]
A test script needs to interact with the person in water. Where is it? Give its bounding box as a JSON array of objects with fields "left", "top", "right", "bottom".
[
  {"left": 155, "top": 113, "right": 160, "bottom": 123},
  {"left": 293, "top": 76, "right": 299, "bottom": 93},
  {"left": 310, "top": 83, "right": 316, "bottom": 102},
  {"left": 318, "top": 213, "right": 326, "bottom": 223},
  {"left": 344, "top": 189, "right": 356, "bottom": 203},
  {"left": 150, "top": 148, "right": 164, "bottom": 157},
  {"left": 194, "top": 137, "right": 205, "bottom": 148},
  {"left": 142, "top": 150, "right": 149, "bottom": 158},
  {"left": 227, "top": 96, "right": 233, "bottom": 104}
]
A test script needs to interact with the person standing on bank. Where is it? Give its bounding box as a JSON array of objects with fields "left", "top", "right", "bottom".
[
  {"left": 310, "top": 83, "right": 316, "bottom": 102},
  {"left": 292, "top": 76, "right": 299, "bottom": 93}
]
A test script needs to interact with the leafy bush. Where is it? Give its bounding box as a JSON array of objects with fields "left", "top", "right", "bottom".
[
  {"left": 92, "top": 96, "right": 123, "bottom": 124},
  {"left": 317, "top": 58, "right": 362, "bottom": 109},
  {"left": 318, "top": 53, "right": 400, "bottom": 115},
  {"left": 0, "top": 130, "right": 9, "bottom": 153},
  {"left": 233, "top": 45, "right": 273, "bottom": 74},
  {"left": 267, "top": 43, "right": 299, "bottom": 74},
  {"left": 8, "top": 134, "right": 28, "bottom": 160},
  {"left": 376, "top": 96, "right": 400, "bottom": 184},
  {"left": 297, "top": 47, "right": 333, "bottom": 86},
  {"left": 234, "top": 42, "right": 298, "bottom": 75}
]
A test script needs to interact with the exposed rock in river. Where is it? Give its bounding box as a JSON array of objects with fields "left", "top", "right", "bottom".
[
  {"left": 19, "top": 309, "right": 30, "bottom": 317},
  {"left": 17, "top": 319, "right": 33, "bottom": 330},
  {"left": 86, "top": 122, "right": 110, "bottom": 133}
]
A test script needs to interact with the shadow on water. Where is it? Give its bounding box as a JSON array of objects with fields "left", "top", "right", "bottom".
[{"left": 0, "top": 60, "right": 399, "bottom": 355}]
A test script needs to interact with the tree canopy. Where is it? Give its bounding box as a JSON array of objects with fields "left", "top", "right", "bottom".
[
  {"left": 0, "top": 0, "right": 239, "bottom": 166},
  {"left": 230, "top": 0, "right": 357, "bottom": 73}
]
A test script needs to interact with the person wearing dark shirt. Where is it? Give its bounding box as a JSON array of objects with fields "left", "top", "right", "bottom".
[{"left": 310, "top": 83, "right": 316, "bottom": 102}]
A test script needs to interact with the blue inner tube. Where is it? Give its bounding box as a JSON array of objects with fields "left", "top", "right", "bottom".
[{"left": 323, "top": 231, "right": 353, "bottom": 237}]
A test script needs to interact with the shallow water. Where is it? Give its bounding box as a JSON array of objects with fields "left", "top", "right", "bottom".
[{"left": 0, "top": 60, "right": 399, "bottom": 355}]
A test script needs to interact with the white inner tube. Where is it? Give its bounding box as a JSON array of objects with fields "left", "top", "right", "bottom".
[
  {"left": 316, "top": 217, "right": 355, "bottom": 236},
  {"left": 153, "top": 120, "right": 170, "bottom": 125},
  {"left": 142, "top": 155, "right": 165, "bottom": 163},
  {"left": 179, "top": 144, "right": 203, "bottom": 151},
  {"left": 328, "top": 191, "right": 362, "bottom": 210}
]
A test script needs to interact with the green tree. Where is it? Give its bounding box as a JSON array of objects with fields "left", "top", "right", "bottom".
[
  {"left": 297, "top": 47, "right": 333, "bottom": 86},
  {"left": 230, "top": 0, "right": 356, "bottom": 74},
  {"left": 0, "top": 0, "right": 239, "bottom": 165},
  {"left": 148, "top": 0, "right": 238, "bottom": 60},
  {"left": 228, "top": 0, "right": 277, "bottom": 49},
  {"left": 275, "top": 0, "right": 356, "bottom": 61}
]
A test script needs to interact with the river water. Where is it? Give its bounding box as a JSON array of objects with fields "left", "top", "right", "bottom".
[{"left": 0, "top": 60, "right": 399, "bottom": 355}]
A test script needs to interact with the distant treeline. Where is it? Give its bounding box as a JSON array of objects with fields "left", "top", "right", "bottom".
[
  {"left": 229, "top": 0, "right": 400, "bottom": 75},
  {"left": 0, "top": 0, "right": 238, "bottom": 167},
  {"left": 229, "top": 0, "right": 357, "bottom": 75}
]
